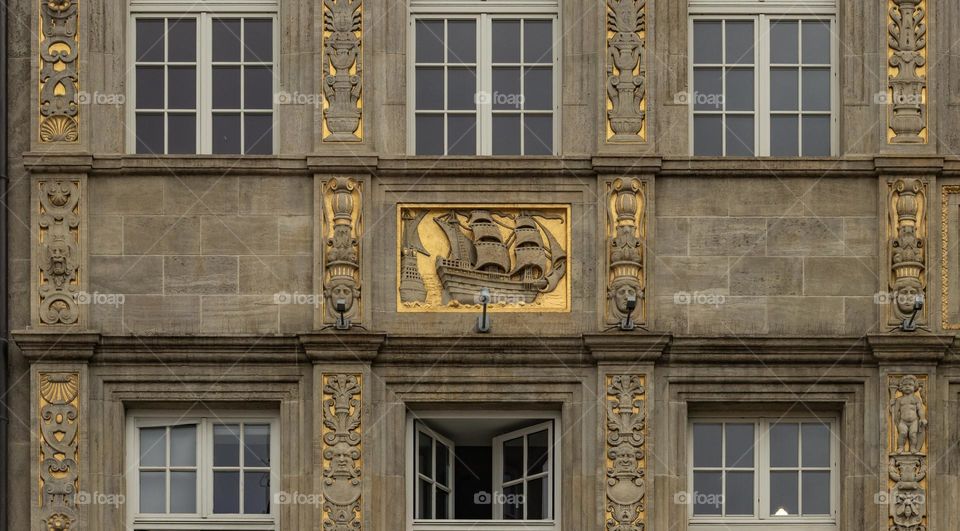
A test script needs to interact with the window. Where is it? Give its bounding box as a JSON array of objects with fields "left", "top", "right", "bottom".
[
  {"left": 409, "top": 0, "right": 559, "bottom": 155},
  {"left": 129, "top": 0, "right": 277, "bottom": 155},
  {"left": 126, "top": 412, "right": 279, "bottom": 530},
  {"left": 407, "top": 412, "right": 560, "bottom": 530},
  {"left": 688, "top": 416, "right": 838, "bottom": 531},
  {"left": 688, "top": 0, "right": 836, "bottom": 156}
]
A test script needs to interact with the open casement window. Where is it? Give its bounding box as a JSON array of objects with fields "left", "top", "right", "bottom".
[
  {"left": 416, "top": 423, "right": 456, "bottom": 519},
  {"left": 492, "top": 421, "right": 553, "bottom": 520},
  {"left": 687, "top": 416, "right": 839, "bottom": 531},
  {"left": 126, "top": 412, "right": 280, "bottom": 530}
]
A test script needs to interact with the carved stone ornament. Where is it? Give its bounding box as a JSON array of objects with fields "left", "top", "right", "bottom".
[
  {"left": 887, "top": 375, "right": 927, "bottom": 531},
  {"left": 888, "top": 178, "right": 926, "bottom": 326},
  {"left": 39, "top": 0, "right": 80, "bottom": 142},
  {"left": 397, "top": 205, "right": 570, "bottom": 312},
  {"left": 322, "top": 374, "right": 362, "bottom": 531},
  {"left": 38, "top": 372, "right": 80, "bottom": 531},
  {"left": 322, "top": 0, "right": 362, "bottom": 141},
  {"left": 887, "top": 0, "right": 927, "bottom": 143},
  {"left": 38, "top": 180, "right": 81, "bottom": 325},
  {"left": 606, "top": 178, "right": 645, "bottom": 325},
  {"left": 323, "top": 178, "right": 362, "bottom": 323},
  {"left": 605, "top": 375, "right": 646, "bottom": 531},
  {"left": 606, "top": 0, "right": 646, "bottom": 141}
]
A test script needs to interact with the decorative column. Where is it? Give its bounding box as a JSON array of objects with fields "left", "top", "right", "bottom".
[
  {"left": 39, "top": 0, "right": 80, "bottom": 142},
  {"left": 606, "top": 0, "right": 646, "bottom": 142},
  {"left": 887, "top": 374, "right": 928, "bottom": 531},
  {"left": 34, "top": 178, "right": 84, "bottom": 326},
  {"left": 605, "top": 178, "right": 646, "bottom": 327},
  {"left": 887, "top": 0, "right": 927, "bottom": 144},
  {"left": 887, "top": 178, "right": 926, "bottom": 328},
  {"left": 321, "top": 374, "right": 363, "bottom": 531},
  {"left": 321, "top": 177, "right": 362, "bottom": 325},
  {"left": 38, "top": 372, "right": 81, "bottom": 531},
  {"left": 605, "top": 375, "right": 647, "bottom": 531},
  {"left": 322, "top": 0, "right": 363, "bottom": 141}
]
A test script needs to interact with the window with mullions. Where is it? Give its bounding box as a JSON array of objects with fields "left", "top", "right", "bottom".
[{"left": 410, "top": 1, "right": 558, "bottom": 156}]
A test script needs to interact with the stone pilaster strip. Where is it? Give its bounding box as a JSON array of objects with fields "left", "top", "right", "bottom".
[
  {"left": 321, "top": 178, "right": 362, "bottom": 325},
  {"left": 34, "top": 177, "right": 84, "bottom": 326},
  {"left": 322, "top": 0, "right": 363, "bottom": 141},
  {"left": 886, "top": 374, "right": 928, "bottom": 531},
  {"left": 39, "top": 0, "right": 80, "bottom": 142},
  {"left": 605, "top": 374, "right": 646, "bottom": 531},
  {"left": 887, "top": 0, "right": 927, "bottom": 143},
  {"left": 605, "top": 178, "right": 646, "bottom": 326},
  {"left": 321, "top": 373, "right": 363, "bottom": 530},
  {"left": 606, "top": 0, "right": 646, "bottom": 142},
  {"left": 38, "top": 371, "right": 80, "bottom": 531},
  {"left": 887, "top": 178, "right": 927, "bottom": 328}
]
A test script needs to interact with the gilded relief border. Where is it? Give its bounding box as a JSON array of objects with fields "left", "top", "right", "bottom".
[
  {"left": 321, "top": 373, "right": 363, "bottom": 530},
  {"left": 605, "top": 374, "right": 646, "bottom": 531},
  {"left": 940, "top": 185, "right": 960, "bottom": 328},
  {"left": 38, "top": 371, "right": 80, "bottom": 530}
]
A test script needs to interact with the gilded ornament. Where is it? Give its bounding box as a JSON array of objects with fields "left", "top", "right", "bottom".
[
  {"left": 322, "top": 0, "right": 363, "bottom": 141},
  {"left": 606, "top": 0, "right": 646, "bottom": 141},
  {"left": 322, "top": 374, "right": 362, "bottom": 531},
  {"left": 38, "top": 372, "right": 80, "bottom": 531},
  {"left": 887, "top": 0, "right": 927, "bottom": 143},
  {"left": 37, "top": 180, "right": 81, "bottom": 325},
  {"left": 888, "top": 178, "right": 926, "bottom": 327},
  {"left": 38, "top": 0, "right": 79, "bottom": 143},
  {"left": 887, "top": 375, "right": 928, "bottom": 531},
  {"left": 322, "top": 178, "right": 362, "bottom": 324},
  {"left": 605, "top": 375, "right": 646, "bottom": 531},
  {"left": 606, "top": 178, "right": 645, "bottom": 326}
]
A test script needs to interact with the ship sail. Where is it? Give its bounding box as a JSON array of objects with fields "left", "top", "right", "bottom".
[
  {"left": 435, "top": 212, "right": 476, "bottom": 266},
  {"left": 468, "top": 211, "right": 510, "bottom": 272},
  {"left": 510, "top": 214, "right": 548, "bottom": 277}
]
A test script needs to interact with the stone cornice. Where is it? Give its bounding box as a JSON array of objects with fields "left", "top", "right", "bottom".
[
  {"left": 663, "top": 337, "right": 874, "bottom": 364},
  {"left": 583, "top": 333, "right": 670, "bottom": 363},
  {"left": 378, "top": 335, "right": 589, "bottom": 366},
  {"left": 867, "top": 334, "right": 953, "bottom": 364},
  {"left": 300, "top": 332, "right": 386, "bottom": 363},
  {"left": 13, "top": 330, "right": 99, "bottom": 362}
]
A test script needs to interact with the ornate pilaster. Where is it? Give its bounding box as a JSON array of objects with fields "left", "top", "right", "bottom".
[
  {"left": 322, "top": 0, "right": 362, "bottom": 141},
  {"left": 35, "top": 178, "right": 83, "bottom": 326},
  {"left": 605, "top": 375, "right": 646, "bottom": 531},
  {"left": 887, "top": 374, "right": 928, "bottom": 531},
  {"left": 606, "top": 0, "right": 646, "bottom": 142},
  {"left": 322, "top": 178, "right": 362, "bottom": 324},
  {"left": 321, "top": 374, "right": 362, "bottom": 531},
  {"left": 38, "top": 372, "right": 80, "bottom": 531},
  {"left": 39, "top": 0, "right": 80, "bottom": 143},
  {"left": 605, "top": 178, "right": 646, "bottom": 326},
  {"left": 887, "top": 0, "right": 927, "bottom": 143},
  {"left": 887, "top": 178, "right": 926, "bottom": 328}
]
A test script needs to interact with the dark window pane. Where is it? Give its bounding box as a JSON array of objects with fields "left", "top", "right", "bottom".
[
  {"left": 213, "top": 471, "right": 241, "bottom": 513},
  {"left": 436, "top": 442, "right": 450, "bottom": 487},
  {"left": 416, "top": 20, "right": 445, "bottom": 63},
  {"left": 167, "top": 19, "right": 196, "bottom": 62},
  {"left": 524, "top": 115, "right": 552, "bottom": 155},
  {"left": 524, "top": 67, "right": 552, "bottom": 110},
  {"left": 503, "top": 437, "right": 524, "bottom": 483},
  {"left": 725, "top": 68, "right": 754, "bottom": 111},
  {"left": 447, "top": 20, "right": 476, "bottom": 63},
  {"left": 415, "top": 115, "right": 444, "bottom": 155},
  {"left": 527, "top": 430, "right": 549, "bottom": 475},
  {"left": 244, "top": 114, "right": 273, "bottom": 154},
  {"left": 418, "top": 431, "right": 433, "bottom": 477},
  {"left": 693, "top": 67, "right": 722, "bottom": 111},
  {"left": 726, "top": 471, "right": 754, "bottom": 515},
  {"left": 693, "top": 21, "right": 722, "bottom": 64},
  {"left": 245, "top": 19, "right": 273, "bottom": 62},
  {"left": 801, "top": 423, "right": 830, "bottom": 467},
  {"left": 139, "top": 471, "right": 165, "bottom": 513},
  {"left": 168, "top": 114, "right": 197, "bottom": 154},
  {"left": 770, "top": 115, "right": 799, "bottom": 156},
  {"left": 527, "top": 476, "right": 547, "bottom": 519},
  {"left": 136, "top": 67, "right": 164, "bottom": 109},
  {"left": 436, "top": 489, "right": 449, "bottom": 518},
  {"left": 802, "top": 471, "right": 831, "bottom": 515},
  {"left": 416, "top": 67, "right": 444, "bottom": 110},
  {"left": 245, "top": 66, "right": 274, "bottom": 109},
  {"left": 139, "top": 427, "right": 167, "bottom": 466},
  {"left": 214, "top": 424, "right": 241, "bottom": 466},
  {"left": 770, "top": 470, "right": 799, "bottom": 516},
  {"left": 771, "top": 67, "right": 799, "bottom": 111},
  {"left": 136, "top": 19, "right": 165, "bottom": 62},
  {"left": 771, "top": 20, "right": 799, "bottom": 64},
  {"left": 170, "top": 471, "right": 196, "bottom": 513},
  {"left": 693, "top": 115, "right": 722, "bottom": 156},
  {"left": 213, "top": 66, "right": 242, "bottom": 109},
  {"left": 447, "top": 67, "right": 476, "bottom": 110},
  {"left": 802, "top": 67, "right": 831, "bottom": 111},
  {"left": 502, "top": 482, "right": 523, "bottom": 520},
  {"left": 244, "top": 471, "right": 271, "bottom": 514},
  {"left": 693, "top": 423, "right": 722, "bottom": 467},
  {"left": 802, "top": 115, "right": 831, "bottom": 156},
  {"left": 802, "top": 20, "right": 831, "bottom": 64},
  {"left": 726, "top": 114, "right": 754, "bottom": 156},
  {"left": 524, "top": 20, "right": 553, "bottom": 64},
  {"left": 244, "top": 424, "right": 271, "bottom": 467},
  {"left": 725, "top": 423, "right": 754, "bottom": 467},
  {"left": 770, "top": 423, "right": 799, "bottom": 467},
  {"left": 725, "top": 21, "right": 754, "bottom": 64},
  {"left": 136, "top": 113, "right": 164, "bottom": 154},
  {"left": 492, "top": 20, "right": 521, "bottom": 63},
  {"left": 692, "top": 471, "right": 722, "bottom": 515},
  {"left": 492, "top": 114, "right": 521, "bottom": 155},
  {"left": 213, "top": 114, "right": 242, "bottom": 154},
  {"left": 170, "top": 425, "right": 196, "bottom": 467},
  {"left": 492, "top": 67, "right": 522, "bottom": 110},
  {"left": 213, "top": 19, "right": 242, "bottom": 62},
  {"left": 167, "top": 67, "right": 196, "bottom": 109},
  {"left": 418, "top": 478, "right": 432, "bottom": 518}
]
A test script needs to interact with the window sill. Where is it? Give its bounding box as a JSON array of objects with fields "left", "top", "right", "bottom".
[
  {"left": 412, "top": 520, "right": 558, "bottom": 530},
  {"left": 689, "top": 522, "right": 837, "bottom": 531}
]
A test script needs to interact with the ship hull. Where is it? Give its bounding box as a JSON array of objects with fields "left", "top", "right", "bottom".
[{"left": 436, "top": 259, "right": 547, "bottom": 305}]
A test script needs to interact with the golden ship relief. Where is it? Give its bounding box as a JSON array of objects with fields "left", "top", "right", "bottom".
[{"left": 398, "top": 205, "right": 570, "bottom": 312}]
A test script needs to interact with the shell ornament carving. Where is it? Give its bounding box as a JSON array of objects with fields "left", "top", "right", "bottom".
[
  {"left": 887, "top": 0, "right": 927, "bottom": 143},
  {"left": 38, "top": 180, "right": 81, "bottom": 325},
  {"left": 888, "top": 178, "right": 926, "bottom": 327},
  {"left": 322, "top": 0, "right": 362, "bottom": 141},
  {"left": 606, "top": 178, "right": 645, "bottom": 326},
  {"left": 887, "top": 375, "right": 928, "bottom": 531},
  {"left": 38, "top": 372, "right": 80, "bottom": 531},
  {"left": 322, "top": 374, "right": 362, "bottom": 531},
  {"left": 39, "top": 0, "right": 80, "bottom": 142},
  {"left": 605, "top": 375, "right": 646, "bottom": 531}
]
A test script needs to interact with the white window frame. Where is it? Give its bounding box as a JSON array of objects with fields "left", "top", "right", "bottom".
[
  {"left": 687, "top": 0, "right": 838, "bottom": 157},
  {"left": 125, "top": 410, "right": 281, "bottom": 530},
  {"left": 491, "top": 420, "right": 554, "bottom": 520},
  {"left": 415, "top": 422, "right": 456, "bottom": 519},
  {"left": 405, "top": 410, "right": 561, "bottom": 531},
  {"left": 126, "top": 0, "right": 279, "bottom": 155},
  {"left": 687, "top": 413, "right": 840, "bottom": 531},
  {"left": 407, "top": 0, "right": 561, "bottom": 156}
]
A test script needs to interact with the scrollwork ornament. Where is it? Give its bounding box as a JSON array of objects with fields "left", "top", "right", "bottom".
[
  {"left": 606, "top": 0, "right": 646, "bottom": 141},
  {"left": 605, "top": 375, "right": 646, "bottom": 531},
  {"left": 38, "top": 0, "right": 80, "bottom": 142},
  {"left": 322, "top": 0, "right": 362, "bottom": 141},
  {"left": 38, "top": 372, "right": 80, "bottom": 531},
  {"left": 322, "top": 374, "right": 362, "bottom": 531},
  {"left": 887, "top": 0, "right": 927, "bottom": 143},
  {"left": 37, "top": 179, "right": 81, "bottom": 325}
]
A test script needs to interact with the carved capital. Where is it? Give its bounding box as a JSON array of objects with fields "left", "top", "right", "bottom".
[
  {"left": 35, "top": 178, "right": 84, "bottom": 326},
  {"left": 606, "top": 178, "right": 646, "bottom": 326},
  {"left": 38, "top": 371, "right": 80, "bottom": 531},
  {"left": 605, "top": 374, "right": 646, "bottom": 531},
  {"left": 322, "top": 0, "right": 363, "bottom": 141},
  {"left": 322, "top": 178, "right": 362, "bottom": 324},
  {"left": 886, "top": 374, "right": 928, "bottom": 531},
  {"left": 887, "top": 0, "right": 927, "bottom": 143},
  {"left": 39, "top": 0, "right": 80, "bottom": 143},
  {"left": 321, "top": 374, "right": 362, "bottom": 530},
  {"left": 887, "top": 178, "right": 926, "bottom": 328},
  {"left": 606, "top": 0, "right": 646, "bottom": 142}
]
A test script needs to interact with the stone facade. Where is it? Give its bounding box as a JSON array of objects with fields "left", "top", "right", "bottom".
[{"left": 5, "top": 0, "right": 960, "bottom": 529}]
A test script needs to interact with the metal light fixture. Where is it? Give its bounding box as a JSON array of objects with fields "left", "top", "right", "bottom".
[
  {"left": 619, "top": 294, "right": 638, "bottom": 331},
  {"left": 335, "top": 298, "right": 351, "bottom": 330},
  {"left": 477, "top": 288, "right": 491, "bottom": 333},
  {"left": 900, "top": 293, "right": 924, "bottom": 332}
]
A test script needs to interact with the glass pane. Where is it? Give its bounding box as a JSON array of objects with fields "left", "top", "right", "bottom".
[
  {"left": 802, "top": 115, "right": 831, "bottom": 156},
  {"left": 245, "top": 114, "right": 273, "bottom": 155},
  {"left": 447, "top": 20, "right": 476, "bottom": 64},
  {"left": 524, "top": 67, "right": 552, "bottom": 110},
  {"left": 802, "top": 68, "right": 831, "bottom": 111},
  {"left": 525, "top": 20, "right": 553, "bottom": 64},
  {"left": 213, "top": 67, "right": 241, "bottom": 109},
  {"left": 503, "top": 436, "right": 524, "bottom": 482},
  {"left": 244, "top": 424, "right": 271, "bottom": 467},
  {"left": 214, "top": 424, "right": 241, "bottom": 467},
  {"left": 447, "top": 67, "right": 476, "bottom": 110},
  {"left": 136, "top": 19, "right": 164, "bottom": 62},
  {"left": 167, "top": 67, "right": 196, "bottom": 109},
  {"left": 524, "top": 115, "right": 553, "bottom": 155},
  {"left": 725, "top": 423, "right": 754, "bottom": 467},
  {"left": 167, "top": 19, "right": 196, "bottom": 62},
  {"left": 168, "top": 114, "right": 197, "bottom": 154},
  {"left": 136, "top": 113, "right": 164, "bottom": 154},
  {"left": 770, "top": 21, "right": 799, "bottom": 64},
  {"left": 139, "top": 471, "right": 165, "bottom": 513},
  {"left": 169, "top": 471, "right": 196, "bottom": 513},
  {"left": 770, "top": 115, "right": 799, "bottom": 156},
  {"left": 726, "top": 115, "right": 754, "bottom": 156},
  {"left": 213, "top": 19, "right": 242, "bottom": 62},
  {"left": 436, "top": 488, "right": 449, "bottom": 518},
  {"left": 492, "top": 20, "right": 521, "bottom": 63},
  {"left": 213, "top": 471, "right": 241, "bottom": 513},
  {"left": 692, "top": 471, "right": 722, "bottom": 515},
  {"left": 139, "top": 427, "right": 167, "bottom": 467},
  {"left": 436, "top": 442, "right": 450, "bottom": 486},
  {"left": 415, "top": 115, "right": 444, "bottom": 155},
  {"left": 492, "top": 67, "right": 522, "bottom": 110},
  {"left": 693, "top": 68, "right": 722, "bottom": 111},
  {"left": 725, "top": 21, "right": 754, "bottom": 64},
  {"left": 416, "top": 67, "right": 444, "bottom": 110},
  {"left": 136, "top": 67, "right": 164, "bottom": 109},
  {"left": 416, "top": 20, "right": 445, "bottom": 63},
  {"left": 245, "top": 66, "right": 273, "bottom": 109},
  {"left": 770, "top": 470, "right": 799, "bottom": 516},
  {"left": 212, "top": 114, "right": 242, "bottom": 154},
  {"left": 528, "top": 429, "right": 549, "bottom": 475},
  {"left": 802, "top": 20, "right": 831, "bottom": 64},
  {"left": 770, "top": 423, "right": 799, "bottom": 467},
  {"left": 244, "top": 471, "right": 271, "bottom": 514},
  {"left": 802, "top": 470, "right": 831, "bottom": 515},
  {"left": 245, "top": 19, "right": 273, "bottom": 62},
  {"left": 492, "top": 114, "right": 521, "bottom": 155},
  {"left": 693, "top": 424, "right": 722, "bottom": 467},
  {"left": 726, "top": 471, "right": 754, "bottom": 515},
  {"left": 169, "top": 425, "right": 196, "bottom": 467},
  {"left": 771, "top": 68, "right": 799, "bottom": 111},
  {"left": 447, "top": 114, "right": 476, "bottom": 155},
  {"left": 801, "top": 423, "right": 831, "bottom": 467},
  {"left": 725, "top": 68, "right": 754, "bottom": 111},
  {"left": 502, "top": 482, "right": 524, "bottom": 520},
  {"left": 527, "top": 476, "right": 547, "bottom": 519},
  {"left": 693, "top": 115, "right": 722, "bottom": 156},
  {"left": 693, "top": 21, "right": 722, "bottom": 64},
  {"left": 418, "top": 478, "right": 432, "bottom": 518},
  {"left": 418, "top": 431, "right": 433, "bottom": 477}
]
